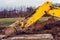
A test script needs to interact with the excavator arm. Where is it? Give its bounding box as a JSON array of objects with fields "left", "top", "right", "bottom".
[
  {"left": 48, "top": 9, "right": 60, "bottom": 18},
  {"left": 24, "top": 1, "right": 60, "bottom": 28},
  {"left": 24, "top": 1, "right": 52, "bottom": 28}
]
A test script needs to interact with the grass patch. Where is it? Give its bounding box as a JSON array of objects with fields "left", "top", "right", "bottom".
[
  {"left": 0, "top": 17, "right": 60, "bottom": 27},
  {"left": 0, "top": 18, "right": 20, "bottom": 26}
]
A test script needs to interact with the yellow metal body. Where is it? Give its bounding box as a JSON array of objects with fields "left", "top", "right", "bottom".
[
  {"left": 20, "top": 1, "right": 60, "bottom": 29},
  {"left": 48, "top": 9, "right": 60, "bottom": 18},
  {"left": 24, "top": 1, "right": 52, "bottom": 28}
]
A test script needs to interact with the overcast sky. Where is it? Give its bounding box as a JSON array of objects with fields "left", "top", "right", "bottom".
[{"left": 0, "top": 0, "right": 60, "bottom": 8}]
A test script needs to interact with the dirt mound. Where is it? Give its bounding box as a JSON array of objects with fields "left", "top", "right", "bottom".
[{"left": 0, "top": 18, "right": 60, "bottom": 39}]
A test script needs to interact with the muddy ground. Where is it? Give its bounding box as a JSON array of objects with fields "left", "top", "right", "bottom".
[{"left": 0, "top": 18, "right": 60, "bottom": 40}]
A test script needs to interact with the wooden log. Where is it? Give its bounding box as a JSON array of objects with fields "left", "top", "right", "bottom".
[{"left": 2, "top": 34, "right": 53, "bottom": 40}]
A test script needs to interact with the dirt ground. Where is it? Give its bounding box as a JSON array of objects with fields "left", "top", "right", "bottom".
[{"left": 0, "top": 18, "right": 60, "bottom": 40}]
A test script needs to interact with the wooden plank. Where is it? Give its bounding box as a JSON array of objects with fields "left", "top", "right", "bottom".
[{"left": 1, "top": 34, "right": 53, "bottom": 40}]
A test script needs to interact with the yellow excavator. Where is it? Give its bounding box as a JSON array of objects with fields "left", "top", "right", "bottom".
[
  {"left": 19, "top": 1, "right": 60, "bottom": 30},
  {"left": 4, "top": 1, "right": 60, "bottom": 36}
]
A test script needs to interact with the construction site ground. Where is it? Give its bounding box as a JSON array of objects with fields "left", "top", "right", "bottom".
[{"left": 0, "top": 17, "right": 60, "bottom": 40}]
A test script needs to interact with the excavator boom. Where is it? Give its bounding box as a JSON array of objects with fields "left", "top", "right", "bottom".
[
  {"left": 24, "top": 1, "right": 52, "bottom": 28},
  {"left": 24, "top": 1, "right": 60, "bottom": 28},
  {"left": 48, "top": 9, "right": 60, "bottom": 18}
]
